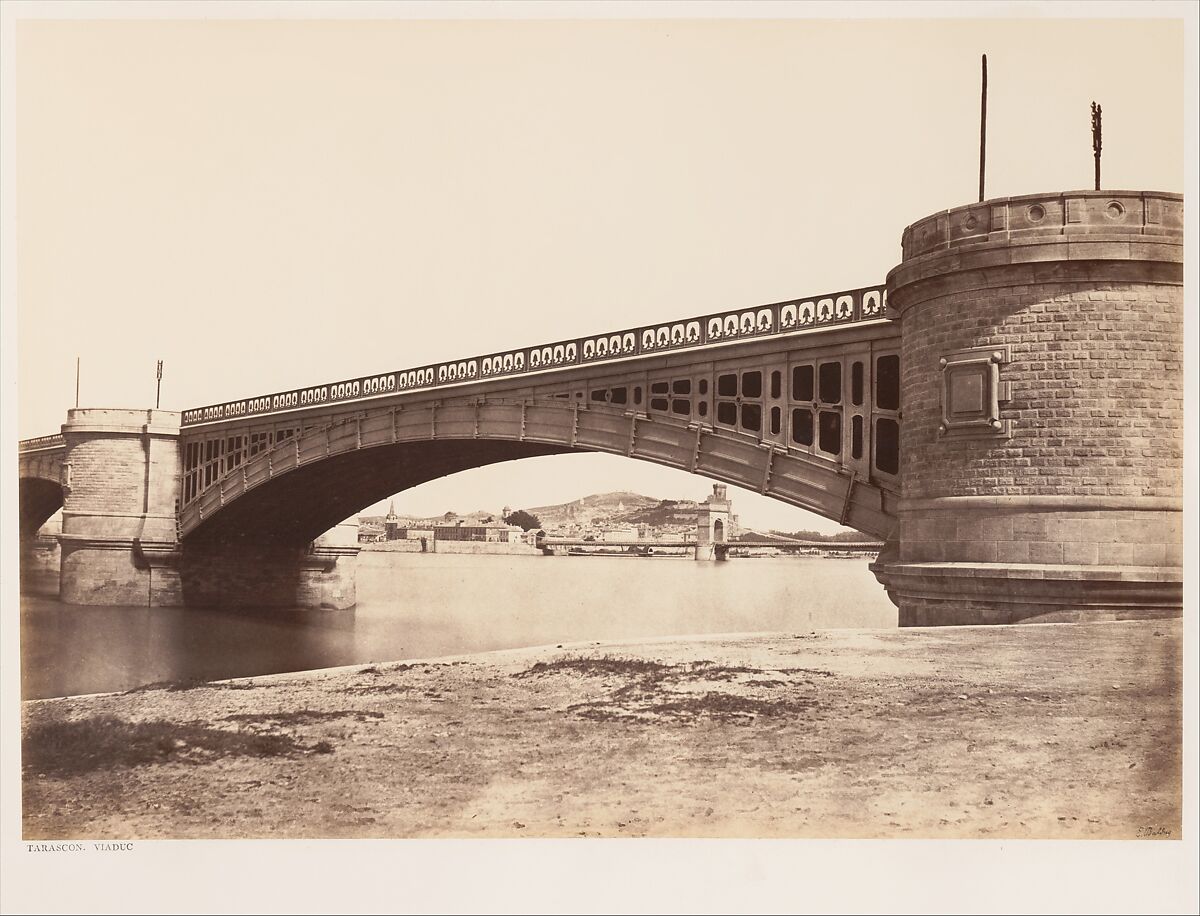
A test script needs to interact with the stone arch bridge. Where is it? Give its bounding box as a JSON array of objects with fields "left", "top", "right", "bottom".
[{"left": 18, "top": 189, "right": 1184, "bottom": 625}]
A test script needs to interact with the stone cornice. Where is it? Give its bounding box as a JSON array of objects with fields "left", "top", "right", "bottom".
[
  {"left": 899, "top": 190, "right": 1182, "bottom": 261},
  {"left": 887, "top": 190, "right": 1184, "bottom": 313},
  {"left": 62, "top": 408, "right": 181, "bottom": 439}
]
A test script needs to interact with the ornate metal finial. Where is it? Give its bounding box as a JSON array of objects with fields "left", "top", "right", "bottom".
[{"left": 1091, "top": 101, "right": 1102, "bottom": 191}]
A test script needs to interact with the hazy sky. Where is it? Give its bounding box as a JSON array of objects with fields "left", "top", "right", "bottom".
[{"left": 13, "top": 13, "right": 1185, "bottom": 532}]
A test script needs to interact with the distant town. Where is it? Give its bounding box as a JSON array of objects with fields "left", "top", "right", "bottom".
[{"left": 357, "top": 490, "right": 873, "bottom": 550}]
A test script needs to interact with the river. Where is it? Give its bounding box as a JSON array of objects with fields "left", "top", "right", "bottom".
[{"left": 20, "top": 552, "right": 896, "bottom": 700}]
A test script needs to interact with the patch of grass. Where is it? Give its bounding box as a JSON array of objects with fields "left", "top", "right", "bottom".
[
  {"left": 520, "top": 655, "right": 812, "bottom": 684},
  {"left": 23, "top": 715, "right": 306, "bottom": 777},
  {"left": 518, "top": 655, "right": 680, "bottom": 679},
  {"left": 222, "top": 710, "right": 384, "bottom": 727},
  {"left": 517, "top": 654, "right": 825, "bottom": 726},
  {"left": 666, "top": 664, "right": 763, "bottom": 683},
  {"left": 655, "top": 692, "right": 816, "bottom": 719},
  {"left": 337, "top": 684, "right": 413, "bottom": 696},
  {"left": 124, "top": 679, "right": 260, "bottom": 694},
  {"left": 572, "top": 692, "right": 816, "bottom": 725}
]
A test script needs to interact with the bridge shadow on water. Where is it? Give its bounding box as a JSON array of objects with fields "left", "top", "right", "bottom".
[{"left": 20, "top": 595, "right": 363, "bottom": 701}]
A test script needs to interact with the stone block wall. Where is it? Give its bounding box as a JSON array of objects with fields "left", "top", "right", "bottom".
[
  {"left": 58, "top": 409, "right": 182, "bottom": 606},
  {"left": 873, "top": 190, "right": 1184, "bottom": 625},
  {"left": 899, "top": 280, "right": 1182, "bottom": 502}
]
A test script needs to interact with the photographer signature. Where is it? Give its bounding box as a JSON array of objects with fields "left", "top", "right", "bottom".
[{"left": 1136, "top": 825, "right": 1173, "bottom": 839}]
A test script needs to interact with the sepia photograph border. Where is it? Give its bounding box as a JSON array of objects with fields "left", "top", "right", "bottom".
[{"left": 1, "top": 1, "right": 1197, "bottom": 913}]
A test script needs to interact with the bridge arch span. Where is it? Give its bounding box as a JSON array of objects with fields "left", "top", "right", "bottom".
[
  {"left": 180, "top": 398, "right": 897, "bottom": 546},
  {"left": 18, "top": 450, "right": 65, "bottom": 539}
]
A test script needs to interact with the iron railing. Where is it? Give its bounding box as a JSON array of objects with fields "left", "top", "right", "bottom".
[{"left": 180, "top": 283, "right": 888, "bottom": 427}]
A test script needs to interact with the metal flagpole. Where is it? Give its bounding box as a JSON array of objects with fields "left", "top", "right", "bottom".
[
  {"left": 979, "top": 54, "right": 987, "bottom": 202},
  {"left": 1091, "top": 101, "right": 1102, "bottom": 191},
  {"left": 156, "top": 360, "right": 163, "bottom": 409}
]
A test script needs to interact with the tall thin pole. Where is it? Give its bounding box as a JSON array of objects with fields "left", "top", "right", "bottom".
[
  {"left": 156, "top": 360, "right": 163, "bottom": 409},
  {"left": 75, "top": 357, "right": 80, "bottom": 408},
  {"left": 978, "top": 54, "right": 988, "bottom": 202},
  {"left": 1091, "top": 101, "right": 1102, "bottom": 191}
]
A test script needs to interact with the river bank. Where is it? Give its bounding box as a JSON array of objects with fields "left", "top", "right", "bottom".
[{"left": 22, "top": 618, "right": 1181, "bottom": 840}]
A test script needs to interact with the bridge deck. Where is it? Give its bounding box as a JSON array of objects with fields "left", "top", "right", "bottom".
[{"left": 20, "top": 282, "right": 903, "bottom": 542}]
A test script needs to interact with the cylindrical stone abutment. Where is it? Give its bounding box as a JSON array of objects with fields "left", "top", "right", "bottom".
[
  {"left": 58, "top": 408, "right": 183, "bottom": 606},
  {"left": 872, "top": 190, "right": 1183, "bottom": 626}
]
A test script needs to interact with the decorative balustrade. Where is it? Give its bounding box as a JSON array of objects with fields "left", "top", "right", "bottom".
[
  {"left": 18, "top": 433, "right": 65, "bottom": 452},
  {"left": 180, "top": 283, "right": 888, "bottom": 427}
]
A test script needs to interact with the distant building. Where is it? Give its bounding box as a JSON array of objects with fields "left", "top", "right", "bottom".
[
  {"left": 601, "top": 526, "right": 639, "bottom": 543},
  {"left": 358, "top": 522, "right": 385, "bottom": 543},
  {"left": 430, "top": 522, "right": 522, "bottom": 543},
  {"left": 696, "top": 484, "right": 736, "bottom": 559},
  {"left": 384, "top": 501, "right": 401, "bottom": 540}
]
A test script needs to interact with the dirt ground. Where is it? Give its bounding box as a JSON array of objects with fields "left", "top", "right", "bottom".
[{"left": 21, "top": 618, "right": 1182, "bottom": 840}]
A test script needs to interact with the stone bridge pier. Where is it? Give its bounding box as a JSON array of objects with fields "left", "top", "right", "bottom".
[
  {"left": 55, "top": 408, "right": 183, "bottom": 606},
  {"left": 54, "top": 408, "right": 359, "bottom": 610},
  {"left": 19, "top": 517, "right": 61, "bottom": 597},
  {"left": 871, "top": 190, "right": 1183, "bottom": 625}
]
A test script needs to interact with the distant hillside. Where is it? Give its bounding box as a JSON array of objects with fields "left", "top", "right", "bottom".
[
  {"left": 528, "top": 491, "right": 658, "bottom": 529},
  {"left": 361, "top": 491, "right": 871, "bottom": 541},
  {"left": 618, "top": 498, "right": 701, "bottom": 528}
]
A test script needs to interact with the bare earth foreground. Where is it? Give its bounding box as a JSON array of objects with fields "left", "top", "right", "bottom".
[{"left": 23, "top": 619, "right": 1181, "bottom": 840}]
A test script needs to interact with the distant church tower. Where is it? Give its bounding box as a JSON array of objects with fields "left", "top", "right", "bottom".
[
  {"left": 384, "top": 501, "right": 400, "bottom": 541},
  {"left": 695, "top": 484, "right": 732, "bottom": 561}
]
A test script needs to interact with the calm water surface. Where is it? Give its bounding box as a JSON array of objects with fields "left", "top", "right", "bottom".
[{"left": 21, "top": 552, "right": 896, "bottom": 699}]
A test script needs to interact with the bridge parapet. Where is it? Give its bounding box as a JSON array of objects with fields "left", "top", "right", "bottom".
[
  {"left": 899, "top": 189, "right": 1183, "bottom": 262},
  {"left": 19, "top": 433, "right": 65, "bottom": 453},
  {"left": 180, "top": 283, "right": 888, "bottom": 428}
]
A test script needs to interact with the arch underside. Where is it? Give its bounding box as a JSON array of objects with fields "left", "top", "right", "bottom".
[
  {"left": 184, "top": 439, "right": 571, "bottom": 546},
  {"left": 19, "top": 477, "right": 64, "bottom": 539},
  {"left": 181, "top": 400, "right": 898, "bottom": 545}
]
